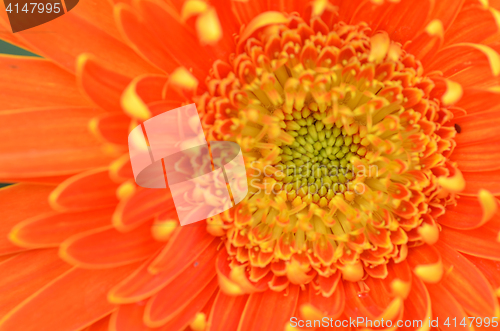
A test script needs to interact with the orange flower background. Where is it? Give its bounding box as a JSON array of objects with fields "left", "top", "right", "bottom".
[{"left": 1, "top": 0, "right": 500, "bottom": 330}]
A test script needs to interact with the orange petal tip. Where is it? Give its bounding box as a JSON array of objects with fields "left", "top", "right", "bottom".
[
  {"left": 286, "top": 258, "right": 315, "bottom": 284},
  {"left": 196, "top": 8, "right": 222, "bottom": 45},
  {"left": 369, "top": 32, "right": 390, "bottom": 63},
  {"left": 206, "top": 216, "right": 226, "bottom": 237},
  {"left": 121, "top": 79, "right": 153, "bottom": 120},
  {"left": 417, "top": 223, "right": 440, "bottom": 245},
  {"left": 151, "top": 220, "right": 178, "bottom": 242},
  {"left": 300, "top": 303, "right": 324, "bottom": 320},
  {"left": 442, "top": 80, "right": 463, "bottom": 106},
  {"left": 382, "top": 297, "right": 404, "bottom": 321},
  {"left": 217, "top": 274, "right": 245, "bottom": 296},
  {"left": 7, "top": 224, "right": 31, "bottom": 248},
  {"left": 490, "top": 7, "right": 500, "bottom": 31},
  {"left": 190, "top": 312, "right": 207, "bottom": 331},
  {"left": 479, "top": 189, "right": 498, "bottom": 225},
  {"left": 425, "top": 19, "right": 444, "bottom": 38},
  {"left": 438, "top": 169, "right": 465, "bottom": 192},
  {"left": 487, "top": 85, "right": 500, "bottom": 93},
  {"left": 414, "top": 260, "right": 443, "bottom": 284},
  {"left": 238, "top": 11, "right": 288, "bottom": 53},
  {"left": 340, "top": 261, "right": 364, "bottom": 282},
  {"left": 116, "top": 181, "right": 136, "bottom": 200},
  {"left": 181, "top": 0, "right": 208, "bottom": 19},
  {"left": 169, "top": 66, "right": 199, "bottom": 91},
  {"left": 390, "top": 279, "right": 411, "bottom": 299}
]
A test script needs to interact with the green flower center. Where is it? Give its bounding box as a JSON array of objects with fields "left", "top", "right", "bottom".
[{"left": 272, "top": 110, "right": 368, "bottom": 207}]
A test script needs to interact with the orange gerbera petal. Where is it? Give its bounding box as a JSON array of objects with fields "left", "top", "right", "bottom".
[
  {"left": 435, "top": 241, "right": 500, "bottom": 318},
  {"left": 440, "top": 216, "right": 500, "bottom": 261},
  {"left": 9, "top": 207, "right": 115, "bottom": 248},
  {"left": 444, "top": 3, "right": 499, "bottom": 46},
  {"left": 145, "top": 279, "right": 219, "bottom": 330},
  {"left": 0, "top": 107, "right": 121, "bottom": 178},
  {"left": 207, "top": 292, "right": 249, "bottom": 331},
  {"left": 381, "top": 261, "right": 412, "bottom": 299},
  {"left": 148, "top": 222, "right": 215, "bottom": 273},
  {"left": 456, "top": 88, "right": 500, "bottom": 114},
  {"left": 301, "top": 279, "right": 345, "bottom": 320},
  {"left": 344, "top": 278, "right": 404, "bottom": 326},
  {"left": 404, "top": 20, "right": 444, "bottom": 66},
  {"left": 426, "top": 283, "right": 474, "bottom": 331},
  {"left": 90, "top": 113, "right": 131, "bottom": 146},
  {"left": 216, "top": 247, "right": 272, "bottom": 295},
  {"left": 453, "top": 110, "right": 500, "bottom": 146},
  {"left": 231, "top": 0, "right": 267, "bottom": 26},
  {"left": 144, "top": 267, "right": 216, "bottom": 327},
  {"left": 59, "top": 222, "right": 163, "bottom": 269},
  {"left": 211, "top": 0, "right": 239, "bottom": 38},
  {"left": 166, "top": 285, "right": 219, "bottom": 331},
  {"left": 133, "top": 0, "right": 216, "bottom": 81},
  {"left": 0, "top": 55, "right": 91, "bottom": 111},
  {"left": 108, "top": 239, "right": 218, "bottom": 304},
  {"left": 0, "top": 249, "right": 71, "bottom": 318},
  {"left": 316, "top": 272, "right": 342, "bottom": 297},
  {"left": 490, "top": 0, "right": 500, "bottom": 10},
  {"left": 438, "top": 193, "right": 499, "bottom": 230},
  {"left": 448, "top": 64, "right": 500, "bottom": 90},
  {"left": 427, "top": 43, "right": 500, "bottom": 82},
  {"left": 10, "top": 10, "right": 159, "bottom": 76},
  {"left": 110, "top": 303, "right": 150, "bottom": 331},
  {"left": 238, "top": 284, "right": 299, "bottom": 331},
  {"left": 465, "top": 254, "right": 500, "bottom": 296},
  {"left": 0, "top": 184, "right": 53, "bottom": 255},
  {"left": 330, "top": 0, "right": 360, "bottom": 23},
  {"left": 69, "top": 0, "right": 123, "bottom": 41},
  {"left": 76, "top": 54, "right": 133, "bottom": 113},
  {"left": 289, "top": 285, "right": 310, "bottom": 329},
  {"left": 451, "top": 139, "right": 500, "bottom": 171},
  {"left": 115, "top": 3, "right": 179, "bottom": 74},
  {"left": 407, "top": 244, "right": 444, "bottom": 284},
  {"left": 350, "top": 1, "right": 392, "bottom": 34},
  {"left": 0, "top": 264, "right": 140, "bottom": 331},
  {"left": 429, "top": 0, "right": 465, "bottom": 31},
  {"left": 121, "top": 74, "right": 168, "bottom": 120},
  {"left": 110, "top": 154, "right": 134, "bottom": 182},
  {"left": 461, "top": 170, "right": 500, "bottom": 196},
  {"left": 401, "top": 276, "right": 431, "bottom": 331},
  {"left": 49, "top": 168, "right": 120, "bottom": 211},
  {"left": 378, "top": 0, "right": 433, "bottom": 43},
  {"left": 86, "top": 315, "right": 112, "bottom": 331},
  {"left": 113, "top": 188, "right": 174, "bottom": 231}
]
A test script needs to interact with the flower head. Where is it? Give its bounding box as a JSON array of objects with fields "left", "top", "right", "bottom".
[{"left": 1, "top": 0, "right": 500, "bottom": 330}]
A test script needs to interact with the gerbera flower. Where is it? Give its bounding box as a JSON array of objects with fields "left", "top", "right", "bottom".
[{"left": 1, "top": 0, "right": 500, "bottom": 330}]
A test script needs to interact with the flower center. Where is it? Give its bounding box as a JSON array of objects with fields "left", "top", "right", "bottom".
[
  {"left": 272, "top": 109, "right": 366, "bottom": 208},
  {"left": 194, "top": 13, "right": 460, "bottom": 292}
]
